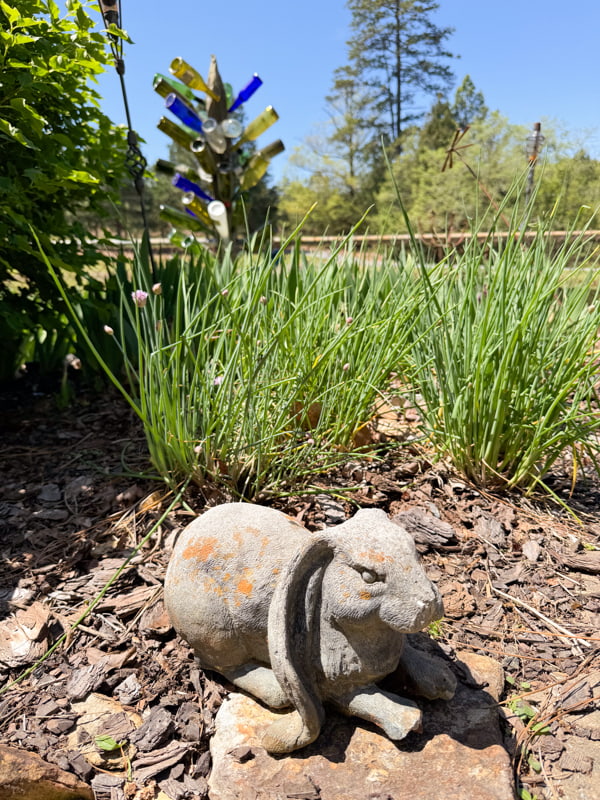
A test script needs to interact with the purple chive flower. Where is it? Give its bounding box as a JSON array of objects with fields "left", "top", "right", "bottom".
[
  {"left": 152, "top": 282, "right": 162, "bottom": 295},
  {"left": 103, "top": 325, "right": 114, "bottom": 335},
  {"left": 213, "top": 375, "right": 224, "bottom": 386},
  {"left": 131, "top": 289, "right": 149, "bottom": 308}
]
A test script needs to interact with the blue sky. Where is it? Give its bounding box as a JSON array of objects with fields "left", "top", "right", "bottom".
[{"left": 93, "top": 1, "right": 600, "bottom": 183}]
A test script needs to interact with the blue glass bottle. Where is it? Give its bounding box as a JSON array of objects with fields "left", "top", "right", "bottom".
[
  {"left": 228, "top": 74, "right": 263, "bottom": 113},
  {"left": 165, "top": 93, "right": 204, "bottom": 134},
  {"left": 172, "top": 173, "right": 214, "bottom": 203}
]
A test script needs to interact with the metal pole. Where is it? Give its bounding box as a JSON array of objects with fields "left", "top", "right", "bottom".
[{"left": 525, "top": 122, "right": 543, "bottom": 206}]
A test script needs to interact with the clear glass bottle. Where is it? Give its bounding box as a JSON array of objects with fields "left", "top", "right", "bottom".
[
  {"left": 220, "top": 117, "right": 243, "bottom": 139},
  {"left": 202, "top": 118, "right": 227, "bottom": 154},
  {"left": 208, "top": 200, "right": 230, "bottom": 243}
]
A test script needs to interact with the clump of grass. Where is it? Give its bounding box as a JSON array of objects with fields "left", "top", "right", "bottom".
[
  {"left": 45, "top": 222, "right": 422, "bottom": 497},
  {"left": 404, "top": 193, "right": 600, "bottom": 495}
]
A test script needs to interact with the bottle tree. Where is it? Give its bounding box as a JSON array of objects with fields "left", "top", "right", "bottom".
[{"left": 154, "top": 55, "right": 284, "bottom": 248}]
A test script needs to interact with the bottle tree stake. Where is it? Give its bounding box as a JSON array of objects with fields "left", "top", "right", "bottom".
[{"left": 155, "top": 55, "right": 284, "bottom": 249}]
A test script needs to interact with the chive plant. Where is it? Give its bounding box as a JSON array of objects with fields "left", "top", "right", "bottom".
[
  {"left": 46, "top": 223, "right": 422, "bottom": 497},
  {"left": 406, "top": 200, "right": 600, "bottom": 494}
]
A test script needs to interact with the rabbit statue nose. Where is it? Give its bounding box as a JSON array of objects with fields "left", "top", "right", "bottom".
[{"left": 412, "top": 590, "right": 444, "bottom": 631}]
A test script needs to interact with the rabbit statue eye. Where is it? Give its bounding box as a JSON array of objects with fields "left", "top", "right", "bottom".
[{"left": 360, "top": 569, "right": 379, "bottom": 584}]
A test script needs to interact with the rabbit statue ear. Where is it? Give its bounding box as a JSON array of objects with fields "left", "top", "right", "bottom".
[{"left": 267, "top": 534, "right": 333, "bottom": 749}]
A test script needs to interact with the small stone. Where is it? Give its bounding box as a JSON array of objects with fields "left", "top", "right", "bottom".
[
  {"left": 522, "top": 539, "right": 541, "bottom": 562},
  {"left": 228, "top": 745, "right": 255, "bottom": 763}
]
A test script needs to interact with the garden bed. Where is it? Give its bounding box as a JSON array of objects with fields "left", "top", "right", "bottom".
[{"left": 0, "top": 389, "right": 598, "bottom": 799}]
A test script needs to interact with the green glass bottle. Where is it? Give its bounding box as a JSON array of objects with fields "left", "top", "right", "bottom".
[
  {"left": 191, "top": 139, "right": 217, "bottom": 175},
  {"left": 236, "top": 106, "right": 279, "bottom": 147},
  {"left": 256, "top": 139, "right": 285, "bottom": 161},
  {"left": 153, "top": 73, "right": 197, "bottom": 104},
  {"left": 170, "top": 57, "right": 220, "bottom": 103},
  {"left": 155, "top": 160, "right": 201, "bottom": 183},
  {"left": 168, "top": 229, "right": 190, "bottom": 247},
  {"left": 239, "top": 154, "right": 269, "bottom": 191},
  {"left": 239, "top": 141, "right": 285, "bottom": 191},
  {"left": 159, "top": 204, "right": 207, "bottom": 233},
  {"left": 182, "top": 192, "right": 213, "bottom": 227},
  {"left": 157, "top": 116, "right": 196, "bottom": 150}
]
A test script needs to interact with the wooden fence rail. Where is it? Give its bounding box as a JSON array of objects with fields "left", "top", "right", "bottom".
[{"left": 100, "top": 230, "right": 600, "bottom": 261}]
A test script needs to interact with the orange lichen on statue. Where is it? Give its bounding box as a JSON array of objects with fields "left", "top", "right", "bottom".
[
  {"left": 237, "top": 578, "right": 253, "bottom": 595},
  {"left": 182, "top": 536, "right": 219, "bottom": 562}
]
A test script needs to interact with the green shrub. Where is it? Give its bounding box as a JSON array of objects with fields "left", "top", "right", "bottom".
[{"left": 0, "top": 0, "right": 126, "bottom": 379}]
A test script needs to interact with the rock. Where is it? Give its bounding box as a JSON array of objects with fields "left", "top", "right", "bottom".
[
  {"left": 0, "top": 744, "right": 93, "bottom": 800},
  {"left": 209, "top": 652, "right": 514, "bottom": 800}
]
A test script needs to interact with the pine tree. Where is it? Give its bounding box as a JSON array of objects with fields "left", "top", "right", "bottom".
[
  {"left": 419, "top": 94, "right": 456, "bottom": 150},
  {"left": 452, "top": 75, "right": 488, "bottom": 130},
  {"left": 343, "top": 0, "right": 456, "bottom": 149}
]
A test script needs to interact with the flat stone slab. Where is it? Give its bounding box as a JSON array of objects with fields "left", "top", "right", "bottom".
[
  {"left": 208, "top": 651, "right": 514, "bottom": 800},
  {"left": 0, "top": 744, "right": 94, "bottom": 800}
]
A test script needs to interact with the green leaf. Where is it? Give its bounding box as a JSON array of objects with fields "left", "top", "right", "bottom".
[
  {"left": 527, "top": 755, "right": 542, "bottom": 773},
  {"left": 531, "top": 722, "right": 551, "bottom": 735},
  {"left": 0, "top": 118, "right": 35, "bottom": 148},
  {"left": 95, "top": 734, "right": 125, "bottom": 752},
  {"left": 106, "top": 24, "right": 134, "bottom": 44},
  {"left": 48, "top": 0, "right": 59, "bottom": 22},
  {"left": 63, "top": 170, "right": 100, "bottom": 184},
  {"left": 8, "top": 34, "right": 38, "bottom": 45},
  {"left": 0, "top": 1, "right": 20, "bottom": 25}
]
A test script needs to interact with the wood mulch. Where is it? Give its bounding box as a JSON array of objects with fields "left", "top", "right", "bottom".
[{"left": 0, "top": 387, "right": 598, "bottom": 800}]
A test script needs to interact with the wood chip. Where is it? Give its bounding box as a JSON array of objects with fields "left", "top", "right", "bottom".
[
  {"left": 392, "top": 507, "right": 456, "bottom": 551},
  {"left": 0, "top": 601, "right": 51, "bottom": 668},
  {"left": 131, "top": 741, "right": 191, "bottom": 782},
  {"left": 130, "top": 706, "right": 173, "bottom": 752},
  {"left": 551, "top": 548, "right": 600, "bottom": 574},
  {"left": 557, "top": 750, "right": 593, "bottom": 773}
]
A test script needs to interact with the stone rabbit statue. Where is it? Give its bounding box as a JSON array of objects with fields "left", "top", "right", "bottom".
[{"left": 164, "top": 503, "right": 456, "bottom": 753}]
